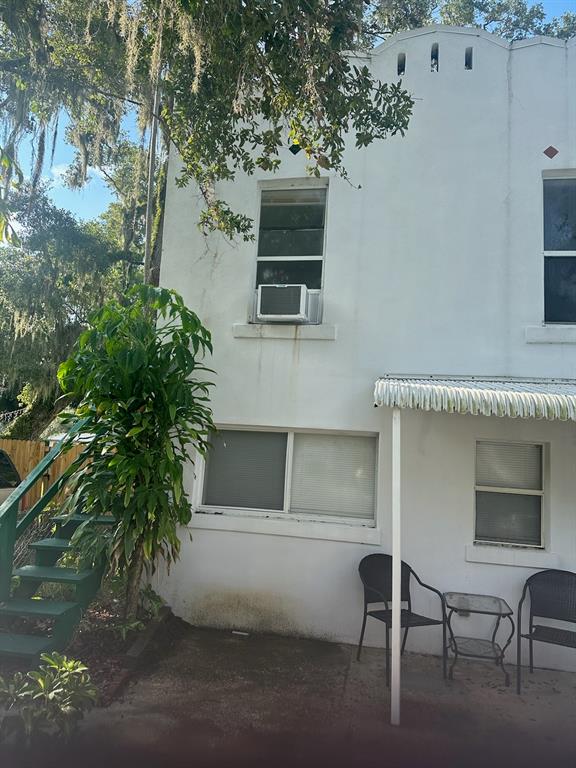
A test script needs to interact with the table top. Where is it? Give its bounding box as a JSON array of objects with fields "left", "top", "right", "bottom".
[{"left": 443, "top": 591, "right": 513, "bottom": 616}]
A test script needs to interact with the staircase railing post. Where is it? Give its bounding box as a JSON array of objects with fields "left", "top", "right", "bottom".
[{"left": 0, "top": 505, "right": 17, "bottom": 601}]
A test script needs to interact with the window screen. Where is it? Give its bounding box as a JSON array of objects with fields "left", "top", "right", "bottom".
[
  {"left": 203, "top": 431, "right": 287, "bottom": 510},
  {"left": 290, "top": 434, "right": 376, "bottom": 519},
  {"left": 258, "top": 188, "right": 326, "bottom": 257},
  {"left": 475, "top": 441, "right": 543, "bottom": 547},
  {"left": 256, "top": 187, "right": 326, "bottom": 297}
]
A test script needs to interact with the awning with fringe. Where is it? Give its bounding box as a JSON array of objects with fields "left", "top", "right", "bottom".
[{"left": 373, "top": 376, "right": 576, "bottom": 421}]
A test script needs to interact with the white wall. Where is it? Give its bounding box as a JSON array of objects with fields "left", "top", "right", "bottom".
[{"left": 157, "top": 26, "right": 576, "bottom": 669}]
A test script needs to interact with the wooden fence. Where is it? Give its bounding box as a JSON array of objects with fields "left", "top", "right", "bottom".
[{"left": 0, "top": 439, "right": 85, "bottom": 510}]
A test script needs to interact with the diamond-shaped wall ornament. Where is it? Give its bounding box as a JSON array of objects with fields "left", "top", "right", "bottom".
[{"left": 543, "top": 145, "right": 559, "bottom": 159}]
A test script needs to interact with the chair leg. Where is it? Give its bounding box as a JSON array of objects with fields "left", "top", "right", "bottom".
[
  {"left": 357, "top": 611, "right": 367, "bottom": 661},
  {"left": 516, "top": 631, "right": 522, "bottom": 695},
  {"left": 442, "top": 620, "right": 447, "bottom": 680},
  {"left": 385, "top": 624, "right": 390, "bottom": 688},
  {"left": 529, "top": 638, "right": 534, "bottom": 673},
  {"left": 401, "top": 627, "right": 409, "bottom": 655}
]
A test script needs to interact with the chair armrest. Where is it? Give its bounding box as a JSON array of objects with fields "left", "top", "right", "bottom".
[{"left": 412, "top": 572, "right": 446, "bottom": 615}]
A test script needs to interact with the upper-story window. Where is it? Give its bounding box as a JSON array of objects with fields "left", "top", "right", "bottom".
[
  {"left": 254, "top": 185, "right": 327, "bottom": 323},
  {"left": 544, "top": 177, "right": 576, "bottom": 323}
]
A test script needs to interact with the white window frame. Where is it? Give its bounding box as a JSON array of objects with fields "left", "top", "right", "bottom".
[
  {"left": 473, "top": 439, "right": 546, "bottom": 550},
  {"left": 194, "top": 425, "right": 378, "bottom": 529},
  {"left": 251, "top": 178, "right": 329, "bottom": 325},
  {"left": 542, "top": 171, "right": 576, "bottom": 325}
]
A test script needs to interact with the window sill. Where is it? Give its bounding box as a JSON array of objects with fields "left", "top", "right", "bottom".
[
  {"left": 465, "top": 543, "right": 559, "bottom": 569},
  {"left": 190, "top": 507, "right": 380, "bottom": 545},
  {"left": 232, "top": 323, "right": 337, "bottom": 341},
  {"left": 525, "top": 325, "right": 576, "bottom": 344}
]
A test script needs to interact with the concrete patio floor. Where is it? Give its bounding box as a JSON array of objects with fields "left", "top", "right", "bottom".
[{"left": 6, "top": 615, "right": 576, "bottom": 767}]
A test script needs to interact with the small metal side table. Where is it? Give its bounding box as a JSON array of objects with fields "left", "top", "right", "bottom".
[{"left": 444, "top": 592, "right": 515, "bottom": 686}]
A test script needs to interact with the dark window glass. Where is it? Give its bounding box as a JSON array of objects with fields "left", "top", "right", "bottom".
[
  {"left": 258, "top": 229, "right": 324, "bottom": 258},
  {"left": 203, "top": 431, "right": 287, "bottom": 510},
  {"left": 256, "top": 260, "right": 322, "bottom": 289},
  {"left": 431, "top": 43, "right": 439, "bottom": 71},
  {"left": 544, "top": 257, "right": 576, "bottom": 322},
  {"left": 257, "top": 188, "right": 326, "bottom": 280},
  {"left": 397, "top": 53, "right": 406, "bottom": 76},
  {"left": 544, "top": 179, "right": 576, "bottom": 251},
  {"left": 475, "top": 492, "right": 541, "bottom": 547},
  {"left": 259, "top": 195, "right": 325, "bottom": 230},
  {"left": 465, "top": 47, "right": 473, "bottom": 70},
  {"left": 0, "top": 451, "right": 20, "bottom": 489}
]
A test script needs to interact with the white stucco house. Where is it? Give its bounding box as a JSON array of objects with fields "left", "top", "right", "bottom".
[{"left": 157, "top": 24, "right": 576, "bottom": 700}]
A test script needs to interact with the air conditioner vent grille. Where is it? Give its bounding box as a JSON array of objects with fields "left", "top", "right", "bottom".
[{"left": 256, "top": 284, "right": 309, "bottom": 322}]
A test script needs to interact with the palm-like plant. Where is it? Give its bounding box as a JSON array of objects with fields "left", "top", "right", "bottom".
[{"left": 58, "top": 284, "right": 215, "bottom": 618}]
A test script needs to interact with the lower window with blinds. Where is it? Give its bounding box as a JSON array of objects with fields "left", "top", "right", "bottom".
[
  {"left": 474, "top": 440, "right": 544, "bottom": 548},
  {"left": 202, "top": 429, "right": 377, "bottom": 523}
]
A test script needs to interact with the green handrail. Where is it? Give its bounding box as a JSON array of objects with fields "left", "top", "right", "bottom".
[{"left": 0, "top": 418, "right": 89, "bottom": 600}]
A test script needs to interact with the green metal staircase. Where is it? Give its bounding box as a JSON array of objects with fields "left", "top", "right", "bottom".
[{"left": 0, "top": 423, "right": 110, "bottom": 661}]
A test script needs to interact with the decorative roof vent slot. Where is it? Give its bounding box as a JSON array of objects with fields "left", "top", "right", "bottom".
[
  {"left": 431, "top": 43, "right": 439, "bottom": 72},
  {"left": 397, "top": 52, "right": 406, "bottom": 76},
  {"left": 465, "top": 47, "right": 473, "bottom": 70}
]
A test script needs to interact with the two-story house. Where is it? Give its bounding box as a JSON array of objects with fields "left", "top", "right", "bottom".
[{"left": 157, "top": 25, "right": 576, "bottom": 677}]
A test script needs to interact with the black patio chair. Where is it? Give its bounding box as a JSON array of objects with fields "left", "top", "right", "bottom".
[
  {"left": 516, "top": 568, "right": 576, "bottom": 694},
  {"left": 357, "top": 553, "right": 446, "bottom": 685}
]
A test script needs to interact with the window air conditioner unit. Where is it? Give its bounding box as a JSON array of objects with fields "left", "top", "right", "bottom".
[{"left": 256, "top": 284, "right": 309, "bottom": 322}]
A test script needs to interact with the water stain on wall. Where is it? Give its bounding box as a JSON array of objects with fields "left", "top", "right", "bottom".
[{"left": 189, "top": 588, "right": 330, "bottom": 640}]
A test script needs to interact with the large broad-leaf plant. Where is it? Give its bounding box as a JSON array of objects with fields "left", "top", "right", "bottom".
[{"left": 57, "top": 284, "right": 215, "bottom": 617}]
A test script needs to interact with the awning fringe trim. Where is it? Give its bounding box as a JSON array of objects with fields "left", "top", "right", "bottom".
[{"left": 374, "top": 377, "right": 576, "bottom": 421}]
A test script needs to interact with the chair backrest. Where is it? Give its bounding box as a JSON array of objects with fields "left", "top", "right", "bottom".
[
  {"left": 526, "top": 569, "right": 576, "bottom": 623},
  {"left": 358, "top": 553, "right": 411, "bottom": 606}
]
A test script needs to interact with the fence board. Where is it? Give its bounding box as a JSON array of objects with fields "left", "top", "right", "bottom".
[{"left": 0, "top": 439, "right": 84, "bottom": 511}]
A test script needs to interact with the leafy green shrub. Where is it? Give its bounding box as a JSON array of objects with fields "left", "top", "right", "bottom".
[
  {"left": 57, "top": 284, "right": 215, "bottom": 618},
  {"left": 0, "top": 653, "right": 97, "bottom": 745}
]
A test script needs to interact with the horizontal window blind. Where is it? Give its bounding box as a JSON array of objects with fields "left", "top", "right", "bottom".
[
  {"left": 203, "top": 430, "right": 287, "bottom": 510},
  {"left": 290, "top": 434, "right": 376, "bottom": 519},
  {"left": 475, "top": 492, "right": 542, "bottom": 546},
  {"left": 476, "top": 441, "right": 542, "bottom": 490}
]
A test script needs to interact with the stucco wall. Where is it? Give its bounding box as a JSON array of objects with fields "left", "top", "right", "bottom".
[{"left": 157, "top": 26, "right": 576, "bottom": 670}]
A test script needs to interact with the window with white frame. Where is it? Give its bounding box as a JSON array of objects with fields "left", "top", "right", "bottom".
[
  {"left": 474, "top": 441, "right": 544, "bottom": 548},
  {"left": 202, "top": 429, "right": 377, "bottom": 522},
  {"left": 254, "top": 186, "right": 327, "bottom": 323},
  {"left": 544, "top": 177, "right": 576, "bottom": 323}
]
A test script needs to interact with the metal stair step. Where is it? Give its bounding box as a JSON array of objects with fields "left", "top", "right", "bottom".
[
  {"left": 0, "top": 598, "right": 80, "bottom": 619},
  {"left": 13, "top": 565, "right": 95, "bottom": 584},
  {"left": 52, "top": 514, "right": 115, "bottom": 525},
  {"left": 29, "top": 538, "right": 71, "bottom": 552},
  {"left": 0, "top": 633, "right": 55, "bottom": 658}
]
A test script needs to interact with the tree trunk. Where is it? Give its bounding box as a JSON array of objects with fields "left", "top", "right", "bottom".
[{"left": 124, "top": 540, "right": 145, "bottom": 620}]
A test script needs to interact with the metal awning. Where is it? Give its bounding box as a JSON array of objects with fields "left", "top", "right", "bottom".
[
  {"left": 374, "top": 375, "right": 576, "bottom": 727},
  {"left": 374, "top": 376, "right": 576, "bottom": 421}
]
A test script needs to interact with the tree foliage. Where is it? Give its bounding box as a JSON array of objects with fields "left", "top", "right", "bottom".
[
  {"left": 58, "top": 284, "right": 215, "bottom": 618},
  {"left": 0, "top": 1, "right": 413, "bottom": 250},
  {"left": 370, "top": 0, "right": 576, "bottom": 39},
  {"left": 0, "top": 185, "right": 140, "bottom": 407}
]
